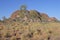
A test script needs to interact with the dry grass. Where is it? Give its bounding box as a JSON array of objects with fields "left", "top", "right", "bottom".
[{"left": 0, "top": 21, "right": 60, "bottom": 40}]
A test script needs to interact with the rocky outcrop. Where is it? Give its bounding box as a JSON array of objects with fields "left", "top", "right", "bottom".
[
  {"left": 10, "top": 10, "right": 58, "bottom": 22},
  {"left": 48, "top": 17, "right": 57, "bottom": 22}
]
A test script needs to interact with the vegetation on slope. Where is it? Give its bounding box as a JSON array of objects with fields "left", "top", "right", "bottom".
[{"left": 0, "top": 5, "right": 60, "bottom": 40}]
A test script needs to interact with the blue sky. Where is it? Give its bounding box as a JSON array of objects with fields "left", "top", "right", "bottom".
[{"left": 0, "top": 0, "right": 60, "bottom": 20}]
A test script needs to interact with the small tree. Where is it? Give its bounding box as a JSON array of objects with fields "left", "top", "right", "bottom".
[
  {"left": 2, "top": 16, "right": 7, "bottom": 20},
  {"left": 20, "top": 4, "right": 27, "bottom": 10}
]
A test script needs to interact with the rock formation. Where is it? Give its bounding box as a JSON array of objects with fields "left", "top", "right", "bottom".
[{"left": 10, "top": 9, "right": 58, "bottom": 22}]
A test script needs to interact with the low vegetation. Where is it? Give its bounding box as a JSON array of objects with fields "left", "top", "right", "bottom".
[{"left": 0, "top": 5, "right": 60, "bottom": 40}]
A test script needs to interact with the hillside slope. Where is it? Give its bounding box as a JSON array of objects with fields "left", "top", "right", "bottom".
[{"left": 0, "top": 5, "right": 60, "bottom": 40}]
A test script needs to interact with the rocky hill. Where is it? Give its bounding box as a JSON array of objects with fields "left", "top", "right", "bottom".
[
  {"left": 10, "top": 10, "right": 58, "bottom": 22},
  {"left": 0, "top": 5, "right": 60, "bottom": 40}
]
